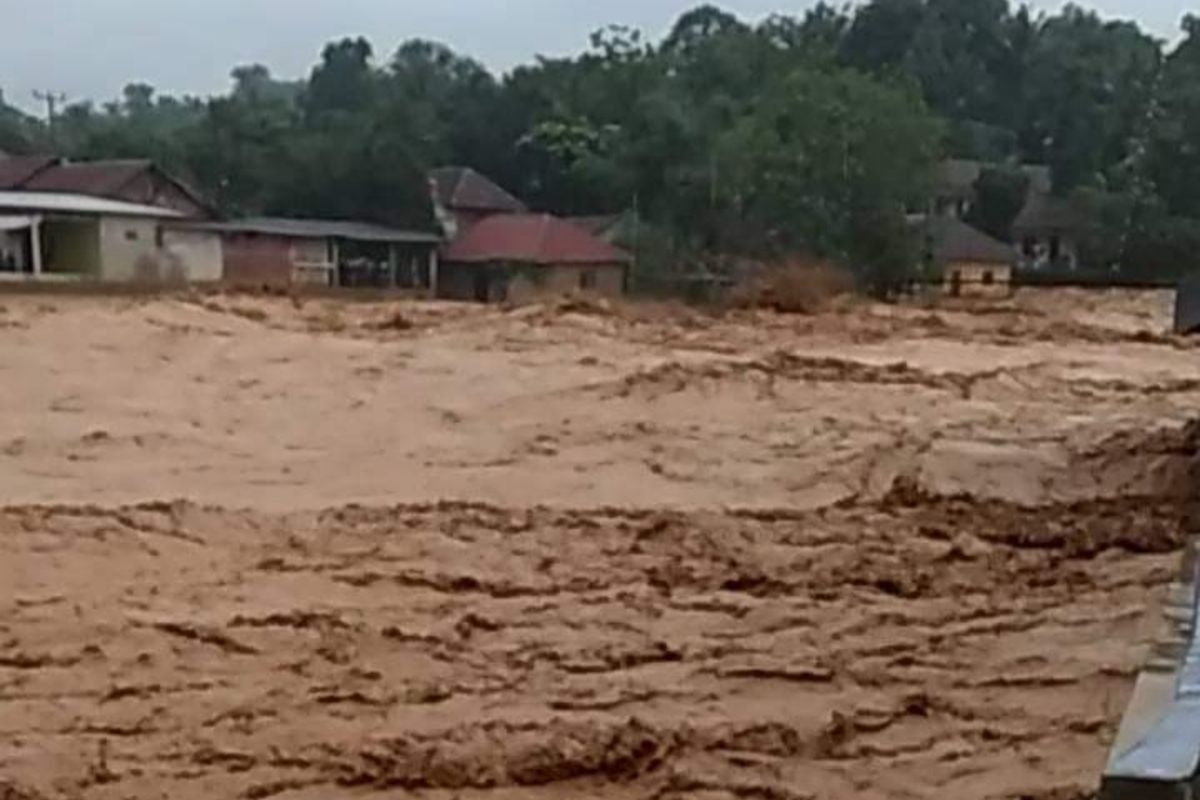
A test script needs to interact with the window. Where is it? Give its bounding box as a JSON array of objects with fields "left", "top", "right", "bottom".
[
  {"left": 580, "top": 269, "right": 597, "bottom": 290},
  {"left": 982, "top": 270, "right": 995, "bottom": 286},
  {"left": 124, "top": 229, "right": 139, "bottom": 242},
  {"left": 1050, "top": 235, "right": 1062, "bottom": 261}
]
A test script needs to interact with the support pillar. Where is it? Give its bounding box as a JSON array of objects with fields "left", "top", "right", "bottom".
[
  {"left": 30, "top": 218, "right": 43, "bottom": 277},
  {"left": 429, "top": 248, "right": 439, "bottom": 298}
]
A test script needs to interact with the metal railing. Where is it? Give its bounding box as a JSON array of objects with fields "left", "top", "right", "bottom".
[{"left": 1101, "top": 538, "right": 1200, "bottom": 799}]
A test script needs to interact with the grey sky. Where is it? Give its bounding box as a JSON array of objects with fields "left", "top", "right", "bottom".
[{"left": 0, "top": 0, "right": 1191, "bottom": 115}]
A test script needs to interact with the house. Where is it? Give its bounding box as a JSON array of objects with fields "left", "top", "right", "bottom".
[
  {"left": 187, "top": 217, "right": 442, "bottom": 291},
  {"left": 932, "top": 159, "right": 1052, "bottom": 221},
  {"left": 1013, "top": 192, "right": 1081, "bottom": 271},
  {"left": 440, "top": 213, "right": 630, "bottom": 303},
  {"left": 429, "top": 166, "right": 526, "bottom": 240},
  {"left": 0, "top": 190, "right": 222, "bottom": 283},
  {"left": 0, "top": 155, "right": 211, "bottom": 219},
  {"left": 922, "top": 216, "right": 1015, "bottom": 299},
  {"left": 0, "top": 155, "right": 59, "bottom": 190}
]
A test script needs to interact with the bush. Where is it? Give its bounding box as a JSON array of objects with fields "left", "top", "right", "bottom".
[{"left": 729, "top": 260, "right": 855, "bottom": 314}]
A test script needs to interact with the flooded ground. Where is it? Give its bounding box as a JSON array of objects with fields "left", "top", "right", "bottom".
[{"left": 1, "top": 288, "right": 1196, "bottom": 799}]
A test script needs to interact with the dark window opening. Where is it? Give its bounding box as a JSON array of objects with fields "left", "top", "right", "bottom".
[
  {"left": 982, "top": 270, "right": 995, "bottom": 286},
  {"left": 580, "top": 269, "right": 597, "bottom": 290},
  {"left": 1022, "top": 236, "right": 1037, "bottom": 257},
  {"left": 125, "top": 229, "right": 139, "bottom": 242},
  {"left": 1050, "top": 235, "right": 1062, "bottom": 261}
]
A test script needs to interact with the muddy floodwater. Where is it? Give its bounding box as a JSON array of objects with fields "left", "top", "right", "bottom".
[{"left": 1, "top": 289, "right": 1197, "bottom": 799}]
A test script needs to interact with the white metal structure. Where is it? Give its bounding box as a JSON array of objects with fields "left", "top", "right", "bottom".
[{"left": 0, "top": 191, "right": 183, "bottom": 219}]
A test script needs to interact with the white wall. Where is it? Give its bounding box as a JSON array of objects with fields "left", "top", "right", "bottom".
[
  {"left": 161, "top": 228, "right": 223, "bottom": 283},
  {"left": 98, "top": 217, "right": 162, "bottom": 282}
]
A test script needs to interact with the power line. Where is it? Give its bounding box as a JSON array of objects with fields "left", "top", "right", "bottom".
[{"left": 32, "top": 90, "right": 67, "bottom": 145}]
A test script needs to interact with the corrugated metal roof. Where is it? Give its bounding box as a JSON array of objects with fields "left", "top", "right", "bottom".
[
  {"left": 185, "top": 216, "right": 441, "bottom": 244},
  {"left": 0, "top": 190, "right": 184, "bottom": 218},
  {"left": 429, "top": 167, "right": 526, "bottom": 213},
  {"left": 444, "top": 213, "right": 630, "bottom": 265}
]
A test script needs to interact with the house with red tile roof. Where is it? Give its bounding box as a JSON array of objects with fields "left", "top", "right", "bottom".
[
  {"left": 440, "top": 213, "right": 630, "bottom": 302},
  {"left": 0, "top": 155, "right": 211, "bottom": 219},
  {"left": 429, "top": 166, "right": 526, "bottom": 241}
]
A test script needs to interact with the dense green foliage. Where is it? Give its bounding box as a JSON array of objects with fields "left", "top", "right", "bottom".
[{"left": 2, "top": 1, "right": 1200, "bottom": 283}]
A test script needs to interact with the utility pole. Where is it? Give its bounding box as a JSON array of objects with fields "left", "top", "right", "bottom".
[{"left": 32, "top": 90, "right": 66, "bottom": 147}]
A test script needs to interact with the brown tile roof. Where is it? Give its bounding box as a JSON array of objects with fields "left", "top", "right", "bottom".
[
  {"left": 1012, "top": 192, "right": 1082, "bottom": 234},
  {"left": 936, "top": 159, "right": 1053, "bottom": 199},
  {"left": 926, "top": 216, "right": 1014, "bottom": 265},
  {"left": 430, "top": 167, "right": 526, "bottom": 213},
  {"left": 0, "top": 155, "right": 58, "bottom": 189},
  {"left": 18, "top": 159, "right": 211, "bottom": 216},
  {"left": 444, "top": 214, "right": 630, "bottom": 265},
  {"left": 22, "top": 159, "right": 153, "bottom": 195}
]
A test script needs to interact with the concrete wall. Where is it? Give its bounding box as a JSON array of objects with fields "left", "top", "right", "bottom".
[
  {"left": 97, "top": 217, "right": 162, "bottom": 282},
  {"left": 944, "top": 261, "right": 1013, "bottom": 299},
  {"left": 440, "top": 261, "right": 627, "bottom": 303},
  {"left": 161, "top": 228, "right": 223, "bottom": 283},
  {"left": 222, "top": 233, "right": 297, "bottom": 289}
]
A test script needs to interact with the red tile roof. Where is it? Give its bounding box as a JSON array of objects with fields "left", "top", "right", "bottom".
[
  {"left": 16, "top": 159, "right": 211, "bottom": 216},
  {"left": 430, "top": 167, "right": 526, "bottom": 213},
  {"left": 0, "top": 155, "right": 58, "bottom": 189},
  {"left": 444, "top": 214, "right": 630, "bottom": 265},
  {"left": 21, "top": 159, "right": 152, "bottom": 195}
]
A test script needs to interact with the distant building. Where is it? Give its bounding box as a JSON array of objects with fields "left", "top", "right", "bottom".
[
  {"left": 187, "top": 217, "right": 441, "bottom": 291},
  {"left": 429, "top": 166, "right": 526, "bottom": 240},
  {"left": 1012, "top": 192, "right": 1082, "bottom": 271},
  {"left": 932, "top": 159, "right": 1051, "bottom": 221},
  {"left": 440, "top": 213, "right": 630, "bottom": 303},
  {"left": 0, "top": 155, "right": 211, "bottom": 219},
  {"left": 921, "top": 215, "right": 1015, "bottom": 299},
  {"left": 0, "top": 190, "right": 222, "bottom": 283}
]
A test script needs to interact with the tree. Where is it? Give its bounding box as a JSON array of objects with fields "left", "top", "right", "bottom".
[
  {"left": 12, "top": 3, "right": 1199, "bottom": 289},
  {"left": 1019, "top": 7, "right": 1161, "bottom": 192},
  {"left": 966, "top": 167, "right": 1030, "bottom": 242},
  {"left": 840, "top": 0, "right": 925, "bottom": 73},
  {"left": 306, "top": 37, "right": 377, "bottom": 117},
  {"left": 715, "top": 66, "right": 941, "bottom": 289}
]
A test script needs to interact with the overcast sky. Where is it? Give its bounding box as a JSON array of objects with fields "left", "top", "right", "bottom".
[{"left": 0, "top": 0, "right": 1191, "bottom": 114}]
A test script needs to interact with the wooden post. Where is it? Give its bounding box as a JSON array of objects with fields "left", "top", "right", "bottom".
[
  {"left": 389, "top": 245, "right": 399, "bottom": 289},
  {"left": 330, "top": 239, "right": 340, "bottom": 288},
  {"left": 30, "top": 218, "right": 43, "bottom": 277}
]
